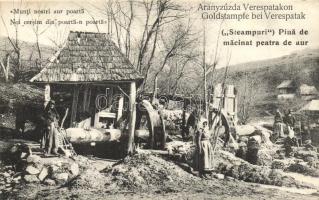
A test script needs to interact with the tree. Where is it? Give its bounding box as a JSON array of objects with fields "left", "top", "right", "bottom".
[
  {"left": 162, "top": 52, "right": 198, "bottom": 95},
  {"left": 0, "top": 53, "right": 11, "bottom": 82},
  {"left": 48, "top": 23, "right": 70, "bottom": 50},
  {"left": 0, "top": 0, "right": 22, "bottom": 81},
  {"left": 151, "top": 21, "right": 195, "bottom": 102},
  {"left": 237, "top": 72, "right": 261, "bottom": 124},
  {"left": 185, "top": 20, "right": 224, "bottom": 115},
  {"left": 30, "top": 3, "right": 51, "bottom": 68}
]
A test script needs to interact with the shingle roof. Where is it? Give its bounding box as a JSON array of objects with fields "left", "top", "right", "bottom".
[
  {"left": 30, "top": 31, "right": 143, "bottom": 84},
  {"left": 276, "top": 80, "right": 295, "bottom": 89}
]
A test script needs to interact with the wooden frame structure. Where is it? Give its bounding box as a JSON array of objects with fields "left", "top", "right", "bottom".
[{"left": 30, "top": 31, "right": 143, "bottom": 155}]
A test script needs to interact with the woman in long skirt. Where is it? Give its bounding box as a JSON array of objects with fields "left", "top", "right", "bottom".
[
  {"left": 273, "top": 109, "right": 284, "bottom": 141},
  {"left": 195, "top": 120, "right": 213, "bottom": 178}
]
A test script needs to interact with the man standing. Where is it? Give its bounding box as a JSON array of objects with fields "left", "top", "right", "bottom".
[{"left": 42, "top": 100, "right": 60, "bottom": 155}]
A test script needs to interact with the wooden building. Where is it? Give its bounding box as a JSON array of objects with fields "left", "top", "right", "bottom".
[
  {"left": 299, "top": 84, "right": 318, "bottom": 100},
  {"left": 30, "top": 31, "right": 143, "bottom": 154},
  {"left": 276, "top": 80, "right": 297, "bottom": 100}
]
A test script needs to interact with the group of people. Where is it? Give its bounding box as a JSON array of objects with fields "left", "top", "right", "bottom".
[
  {"left": 273, "top": 108, "right": 314, "bottom": 157},
  {"left": 272, "top": 109, "right": 295, "bottom": 141}
]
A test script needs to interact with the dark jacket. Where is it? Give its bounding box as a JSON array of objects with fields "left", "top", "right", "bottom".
[
  {"left": 44, "top": 109, "right": 60, "bottom": 125},
  {"left": 284, "top": 114, "right": 295, "bottom": 127}
]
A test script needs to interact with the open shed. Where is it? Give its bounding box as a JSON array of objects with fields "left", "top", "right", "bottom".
[{"left": 30, "top": 31, "right": 143, "bottom": 155}]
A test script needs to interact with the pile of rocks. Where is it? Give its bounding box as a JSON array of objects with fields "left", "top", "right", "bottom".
[
  {"left": 269, "top": 147, "right": 319, "bottom": 177},
  {"left": 0, "top": 166, "right": 21, "bottom": 194},
  {"left": 271, "top": 159, "right": 297, "bottom": 170},
  {"left": 214, "top": 150, "right": 312, "bottom": 188},
  {"left": 100, "top": 153, "right": 198, "bottom": 192},
  {"left": 22, "top": 155, "right": 80, "bottom": 186},
  {"left": 162, "top": 110, "right": 189, "bottom": 131}
]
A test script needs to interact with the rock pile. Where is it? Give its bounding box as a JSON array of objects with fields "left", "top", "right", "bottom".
[
  {"left": 269, "top": 147, "right": 319, "bottom": 177},
  {"left": 162, "top": 110, "right": 189, "bottom": 131},
  {"left": 0, "top": 166, "right": 21, "bottom": 195},
  {"left": 21, "top": 155, "right": 80, "bottom": 185},
  {"left": 101, "top": 153, "right": 198, "bottom": 192},
  {"left": 214, "top": 150, "right": 312, "bottom": 188},
  {"left": 69, "top": 168, "right": 112, "bottom": 191}
]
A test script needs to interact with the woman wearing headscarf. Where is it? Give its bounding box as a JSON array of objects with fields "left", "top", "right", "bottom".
[
  {"left": 273, "top": 109, "right": 284, "bottom": 141},
  {"left": 194, "top": 119, "right": 213, "bottom": 178}
]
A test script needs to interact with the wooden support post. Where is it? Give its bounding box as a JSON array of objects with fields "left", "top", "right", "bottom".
[
  {"left": 181, "top": 99, "right": 187, "bottom": 139},
  {"left": 224, "top": 85, "right": 228, "bottom": 112},
  {"left": 127, "top": 82, "right": 136, "bottom": 155},
  {"left": 107, "top": 87, "right": 114, "bottom": 108},
  {"left": 86, "top": 87, "right": 91, "bottom": 111},
  {"left": 70, "top": 85, "right": 80, "bottom": 127},
  {"left": 44, "top": 84, "right": 51, "bottom": 108},
  {"left": 234, "top": 88, "right": 238, "bottom": 124},
  {"left": 83, "top": 85, "right": 89, "bottom": 112},
  {"left": 117, "top": 95, "right": 124, "bottom": 121}
]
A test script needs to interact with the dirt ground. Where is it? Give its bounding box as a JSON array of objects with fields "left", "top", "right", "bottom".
[
  {"left": 1, "top": 152, "right": 318, "bottom": 200},
  {"left": 4, "top": 177, "right": 319, "bottom": 200}
]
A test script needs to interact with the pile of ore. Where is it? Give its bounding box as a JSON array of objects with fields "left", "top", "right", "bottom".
[
  {"left": 21, "top": 155, "right": 80, "bottom": 186},
  {"left": 100, "top": 153, "right": 199, "bottom": 192},
  {"left": 271, "top": 159, "right": 296, "bottom": 170},
  {"left": 214, "top": 150, "right": 313, "bottom": 188},
  {"left": 0, "top": 165, "right": 21, "bottom": 195},
  {"left": 270, "top": 149, "right": 319, "bottom": 177},
  {"left": 69, "top": 168, "right": 113, "bottom": 191},
  {"left": 161, "top": 110, "right": 189, "bottom": 131}
]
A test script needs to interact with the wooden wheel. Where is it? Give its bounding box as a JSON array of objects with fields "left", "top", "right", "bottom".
[{"left": 135, "top": 100, "right": 166, "bottom": 149}]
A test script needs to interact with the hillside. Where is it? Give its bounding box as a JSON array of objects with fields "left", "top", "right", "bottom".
[
  {"left": 0, "top": 37, "right": 55, "bottom": 82},
  {"left": 212, "top": 48, "right": 319, "bottom": 120},
  {"left": 0, "top": 36, "right": 54, "bottom": 61},
  {"left": 230, "top": 48, "right": 319, "bottom": 73}
]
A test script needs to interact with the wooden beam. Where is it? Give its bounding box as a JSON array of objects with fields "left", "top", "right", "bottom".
[
  {"left": 181, "top": 99, "right": 187, "bottom": 139},
  {"left": 44, "top": 84, "right": 50, "bottom": 108},
  {"left": 127, "top": 81, "right": 136, "bottom": 155},
  {"left": 107, "top": 87, "right": 113, "bottom": 108},
  {"left": 117, "top": 95, "right": 124, "bottom": 121},
  {"left": 83, "top": 85, "right": 89, "bottom": 112},
  {"left": 70, "top": 85, "right": 80, "bottom": 127},
  {"left": 86, "top": 87, "right": 91, "bottom": 112}
]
